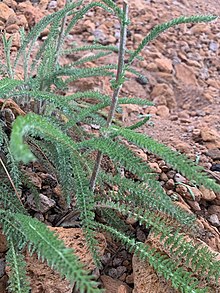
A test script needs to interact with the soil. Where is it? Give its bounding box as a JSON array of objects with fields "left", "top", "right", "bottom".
[{"left": 0, "top": 0, "right": 219, "bottom": 292}]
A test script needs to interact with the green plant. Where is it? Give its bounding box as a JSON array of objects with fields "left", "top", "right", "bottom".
[{"left": 0, "top": 0, "right": 219, "bottom": 292}]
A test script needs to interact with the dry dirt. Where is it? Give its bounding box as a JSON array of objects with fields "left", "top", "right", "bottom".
[{"left": 0, "top": 0, "right": 220, "bottom": 292}]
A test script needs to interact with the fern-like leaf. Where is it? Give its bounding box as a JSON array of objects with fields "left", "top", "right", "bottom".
[
  {"left": 109, "top": 127, "right": 220, "bottom": 192},
  {"left": 6, "top": 240, "right": 31, "bottom": 293},
  {"left": 97, "top": 223, "right": 209, "bottom": 293},
  {"left": 1, "top": 210, "right": 101, "bottom": 292},
  {"left": 128, "top": 15, "right": 217, "bottom": 65}
]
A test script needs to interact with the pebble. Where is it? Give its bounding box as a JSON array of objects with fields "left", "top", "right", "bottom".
[
  {"left": 209, "top": 41, "right": 218, "bottom": 52},
  {"left": 135, "top": 75, "right": 148, "bottom": 85},
  {"left": 27, "top": 193, "right": 56, "bottom": 213},
  {"left": 164, "top": 179, "right": 175, "bottom": 190},
  {"left": 210, "top": 164, "right": 220, "bottom": 172},
  {"left": 209, "top": 214, "right": 220, "bottom": 227},
  {"left": 48, "top": 0, "right": 57, "bottom": 9},
  {"left": 207, "top": 149, "right": 220, "bottom": 160},
  {"left": 166, "top": 170, "right": 176, "bottom": 179},
  {"left": 174, "top": 173, "right": 187, "bottom": 184}
]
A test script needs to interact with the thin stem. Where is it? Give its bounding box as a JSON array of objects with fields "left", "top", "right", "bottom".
[
  {"left": 54, "top": 0, "right": 69, "bottom": 66},
  {"left": 0, "top": 157, "right": 24, "bottom": 206},
  {"left": 2, "top": 34, "right": 13, "bottom": 79},
  {"left": 89, "top": 1, "right": 128, "bottom": 191}
]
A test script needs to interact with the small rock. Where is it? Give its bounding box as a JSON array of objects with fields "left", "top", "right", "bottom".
[
  {"left": 84, "top": 19, "right": 95, "bottom": 32},
  {"left": 175, "top": 63, "right": 198, "bottom": 86},
  {"left": 108, "top": 268, "right": 118, "bottom": 279},
  {"left": 116, "top": 266, "right": 127, "bottom": 278},
  {"left": 136, "top": 227, "right": 146, "bottom": 242},
  {"left": 151, "top": 83, "right": 176, "bottom": 109},
  {"left": 148, "top": 162, "right": 161, "bottom": 173},
  {"left": 210, "top": 164, "right": 220, "bottom": 172},
  {"left": 200, "top": 127, "right": 220, "bottom": 149},
  {"left": 176, "top": 185, "right": 201, "bottom": 201},
  {"left": 164, "top": 179, "right": 175, "bottom": 190},
  {"left": 47, "top": 0, "right": 57, "bottom": 9},
  {"left": 27, "top": 193, "right": 56, "bottom": 213},
  {"left": 206, "top": 149, "right": 220, "bottom": 160},
  {"left": 126, "top": 274, "right": 134, "bottom": 284},
  {"left": 118, "top": 285, "right": 130, "bottom": 293},
  {"left": 174, "top": 173, "right": 187, "bottom": 184},
  {"left": 5, "top": 23, "right": 19, "bottom": 33},
  {"left": 156, "top": 105, "right": 169, "bottom": 118},
  {"left": 207, "top": 205, "right": 220, "bottom": 218},
  {"left": 200, "top": 186, "right": 216, "bottom": 201},
  {"left": 186, "top": 200, "right": 201, "bottom": 211},
  {"left": 101, "top": 253, "right": 111, "bottom": 265},
  {"left": 191, "top": 23, "right": 210, "bottom": 34},
  {"left": 166, "top": 170, "right": 176, "bottom": 179},
  {"left": 175, "top": 141, "right": 192, "bottom": 154},
  {"left": 101, "top": 275, "right": 132, "bottom": 293},
  {"left": 135, "top": 75, "right": 148, "bottom": 85},
  {"left": 155, "top": 57, "right": 173, "bottom": 73},
  {"left": 113, "top": 258, "right": 123, "bottom": 267},
  {"left": 160, "top": 172, "right": 168, "bottom": 182},
  {"left": 0, "top": 2, "right": 15, "bottom": 22},
  {"left": 209, "top": 41, "right": 218, "bottom": 52},
  {"left": 209, "top": 214, "right": 220, "bottom": 227}
]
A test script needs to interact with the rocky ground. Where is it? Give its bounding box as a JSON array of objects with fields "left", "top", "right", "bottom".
[{"left": 0, "top": 0, "right": 220, "bottom": 292}]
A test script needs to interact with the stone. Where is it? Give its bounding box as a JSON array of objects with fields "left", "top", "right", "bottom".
[
  {"left": 175, "top": 141, "right": 192, "bottom": 154},
  {"left": 27, "top": 193, "right": 56, "bottom": 213},
  {"left": 5, "top": 23, "right": 19, "bottom": 33},
  {"left": 148, "top": 162, "right": 161, "bottom": 173},
  {"left": 174, "top": 173, "right": 187, "bottom": 184},
  {"left": 176, "top": 185, "right": 201, "bottom": 201},
  {"left": 48, "top": 0, "right": 57, "bottom": 9},
  {"left": 125, "top": 273, "right": 134, "bottom": 284},
  {"left": 101, "top": 275, "right": 132, "bottom": 293},
  {"left": 207, "top": 205, "right": 220, "bottom": 218},
  {"left": 175, "top": 63, "right": 198, "bottom": 86},
  {"left": 151, "top": 83, "right": 176, "bottom": 109},
  {"left": 206, "top": 149, "right": 220, "bottom": 160},
  {"left": 2, "top": 0, "right": 17, "bottom": 10},
  {"left": 117, "top": 285, "right": 130, "bottom": 293},
  {"left": 200, "top": 186, "right": 216, "bottom": 201},
  {"left": 6, "top": 13, "right": 28, "bottom": 28},
  {"left": 10, "top": 31, "right": 21, "bottom": 48},
  {"left": 155, "top": 57, "right": 173, "bottom": 73},
  {"left": 164, "top": 179, "right": 175, "bottom": 190},
  {"left": 209, "top": 41, "right": 218, "bottom": 52},
  {"left": 190, "top": 23, "right": 211, "bottom": 34},
  {"left": 210, "top": 164, "right": 220, "bottom": 172},
  {"left": 200, "top": 127, "right": 220, "bottom": 149},
  {"left": 160, "top": 172, "right": 168, "bottom": 182},
  {"left": 156, "top": 105, "right": 169, "bottom": 118},
  {"left": 0, "top": 3, "right": 15, "bottom": 22},
  {"left": 186, "top": 200, "right": 201, "bottom": 211},
  {"left": 84, "top": 19, "right": 95, "bottom": 32},
  {"left": 17, "top": 3, "right": 45, "bottom": 27},
  {"left": 209, "top": 214, "right": 220, "bottom": 227}
]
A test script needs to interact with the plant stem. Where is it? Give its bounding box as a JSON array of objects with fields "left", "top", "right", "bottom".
[
  {"left": 54, "top": 0, "right": 69, "bottom": 66},
  {"left": 89, "top": 0, "right": 128, "bottom": 191},
  {"left": 0, "top": 157, "right": 24, "bottom": 206}
]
